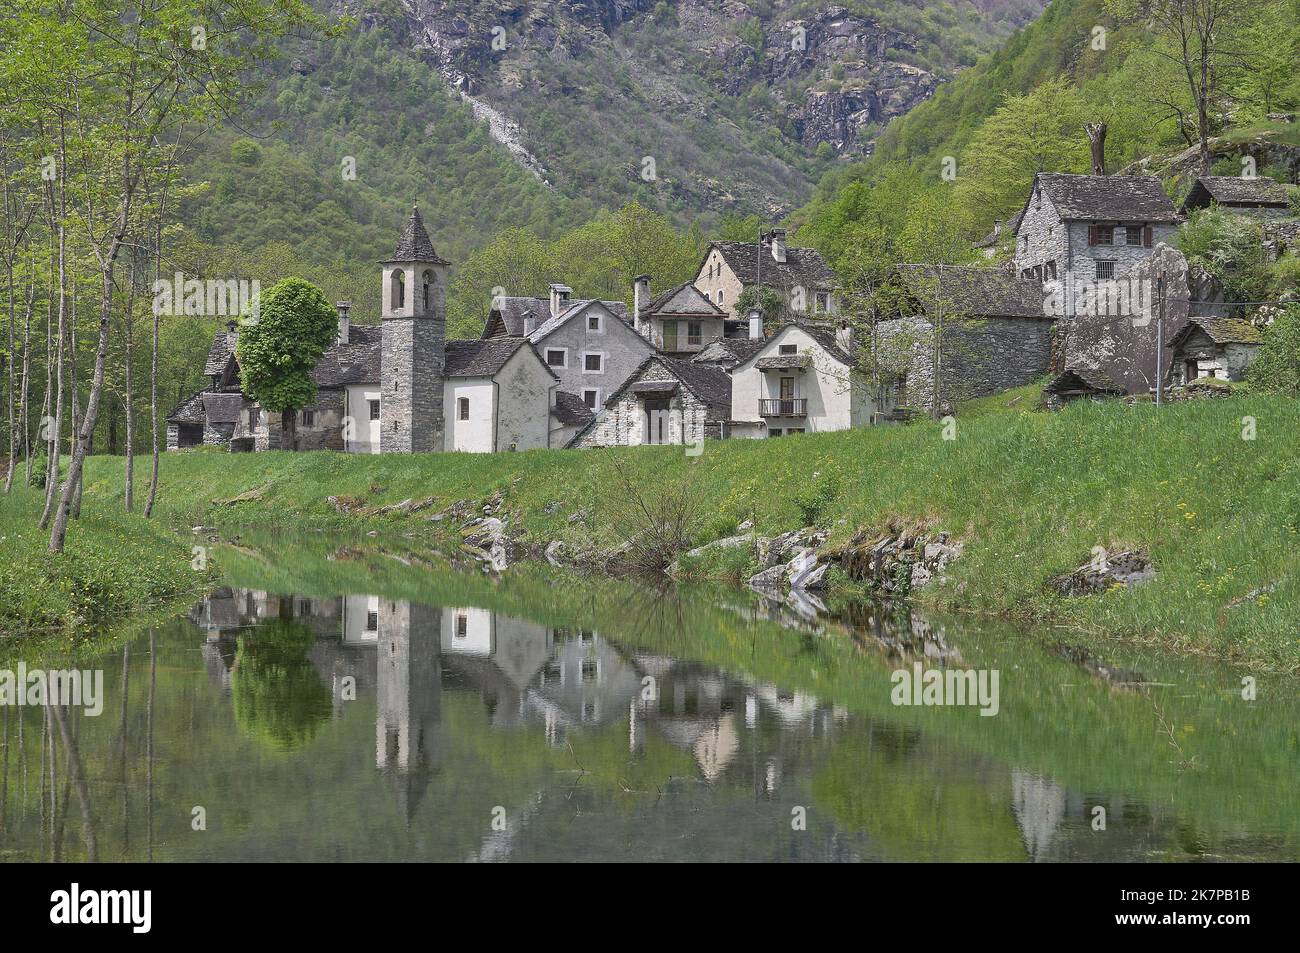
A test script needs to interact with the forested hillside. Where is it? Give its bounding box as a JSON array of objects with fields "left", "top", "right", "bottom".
[{"left": 796, "top": 0, "right": 1300, "bottom": 277}]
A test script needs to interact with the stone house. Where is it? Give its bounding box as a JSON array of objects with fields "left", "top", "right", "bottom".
[
  {"left": 693, "top": 229, "right": 838, "bottom": 320},
  {"left": 1013, "top": 173, "right": 1179, "bottom": 284},
  {"left": 727, "top": 322, "right": 888, "bottom": 438},
  {"left": 482, "top": 283, "right": 652, "bottom": 413},
  {"left": 168, "top": 208, "right": 560, "bottom": 454},
  {"left": 1180, "top": 175, "right": 1292, "bottom": 217},
  {"left": 876, "top": 265, "right": 1054, "bottom": 411},
  {"left": 1042, "top": 366, "right": 1125, "bottom": 410},
  {"left": 631, "top": 277, "right": 728, "bottom": 355},
  {"left": 1167, "top": 317, "right": 1265, "bottom": 385},
  {"left": 571, "top": 355, "right": 732, "bottom": 448}
]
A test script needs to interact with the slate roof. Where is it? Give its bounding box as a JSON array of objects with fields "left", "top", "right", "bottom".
[
  {"left": 482, "top": 296, "right": 635, "bottom": 339},
  {"left": 526, "top": 298, "right": 634, "bottom": 342},
  {"left": 975, "top": 209, "right": 1024, "bottom": 248},
  {"left": 310, "top": 324, "right": 382, "bottom": 386},
  {"left": 551, "top": 390, "right": 595, "bottom": 427},
  {"left": 203, "top": 392, "right": 245, "bottom": 425},
  {"left": 444, "top": 337, "right": 557, "bottom": 379},
  {"left": 1030, "top": 173, "right": 1178, "bottom": 223},
  {"left": 204, "top": 330, "right": 238, "bottom": 376},
  {"left": 481, "top": 296, "right": 551, "bottom": 338},
  {"left": 1045, "top": 366, "right": 1123, "bottom": 395},
  {"left": 166, "top": 390, "right": 207, "bottom": 424},
  {"left": 755, "top": 354, "right": 812, "bottom": 370},
  {"left": 641, "top": 281, "right": 726, "bottom": 318},
  {"left": 660, "top": 358, "right": 733, "bottom": 417},
  {"left": 1181, "top": 175, "right": 1292, "bottom": 212},
  {"left": 708, "top": 241, "right": 837, "bottom": 291},
  {"left": 385, "top": 206, "right": 449, "bottom": 264},
  {"left": 895, "top": 265, "right": 1047, "bottom": 319},
  {"left": 1169, "top": 317, "right": 1265, "bottom": 348},
  {"left": 691, "top": 336, "right": 767, "bottom": 368}
]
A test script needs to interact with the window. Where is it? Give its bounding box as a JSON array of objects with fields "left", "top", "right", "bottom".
[
  {"left": 390, "top": 269, "right": 404, "bottom": 309},
  {"left": 366, "top": 611, "right": 378, "bottom": 632},
  {"left": 581, "top": 659, "right": 598, "bottom": 682},
  {"left": 779, "top": 344, "right": 797, "bottom": 355},
  {"left": 583, "top": 352, "right": 603, "bottom": 373},
  {"left": 1096, "top": 259, "right": 1116, "bottom": 280},
  {"left": 369, "top": 399, "right": 381, "bottom": 421},
  {"left": 582, "top": 389, "right": 599, "bottom": 410},
  {"left": 768, "top": 428, "right": 783, "bottom": 437},
  {"left": 717, "top": 290, "right": 724, "bottom": 306},
  {"left": 455, "top": 614, "right": 468, "bottom": 639},
  {"left": 687, "top": 322, "right": 702, "bottom": 346},
  {"left": 421, "top": 270, "right": 433, "bottom": 312},
  {"left": 587, "top": 313, "right": 602, "bottom": 332},
  {"left": 300, "top": 409, "right": 315, "bottom": 427},
  {"left": 1125, "top": 225, "right": 1143, "bottom": 246},
  {"left": 458, "top": 396, "right": 470, "bottom": 420},
  {"left": 662, "top": 320, "right": 678, "bottom": 350},
  {"left": 545, "top": 348, "right": 566, "bottom": 368},
  {"left": 815, "top": 292, "right": 830, "bottom": 313},
  {"left": 1095, "top": 225, "right": 1114, "bottom": 245},
  {"left": 788, "top": 428, "right": 805, "bottom": 434},
  {"left": 248, "top": 407, "right": 260, "bottom": 428}
]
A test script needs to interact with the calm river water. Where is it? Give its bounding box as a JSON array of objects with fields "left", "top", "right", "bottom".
[{"left": 1, "top": 535, "right": 1295, "bottom": 862}]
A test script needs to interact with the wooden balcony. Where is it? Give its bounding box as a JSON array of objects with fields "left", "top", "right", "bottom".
[{"left": 759, "top": 398, "right": 807, "bottom": 417}]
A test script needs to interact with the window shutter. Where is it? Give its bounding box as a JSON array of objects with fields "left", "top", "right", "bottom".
[
  {"left": 1143, "top": 226, "right": 1153, "bottom": 247},
  {"left": 1088, "top": 225, "right": 1098, "bottom": 246}
]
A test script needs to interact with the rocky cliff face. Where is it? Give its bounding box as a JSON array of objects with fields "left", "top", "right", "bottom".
[{"left": 336, "top": 0, "right": 1044, "bottom": 215}]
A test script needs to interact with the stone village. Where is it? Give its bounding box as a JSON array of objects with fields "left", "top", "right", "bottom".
[{"left": 166, "top": 169, "right": 1296, "bottom": 454}]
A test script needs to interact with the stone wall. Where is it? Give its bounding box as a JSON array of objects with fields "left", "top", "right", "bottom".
[
  {"left": 381, "top": 316, "right": 445, "bottom": 453},
  {"left": 880, "top": 314, "right": 1055, "bottom": 409}
]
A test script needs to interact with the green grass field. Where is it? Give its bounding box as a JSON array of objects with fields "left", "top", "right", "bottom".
[{"left": 4, "top": 388, "right": 1299, "bottom": 670}]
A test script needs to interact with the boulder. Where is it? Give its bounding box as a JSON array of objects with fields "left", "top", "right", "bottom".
[{"left": 1051, "top": 550, "right": 1156, "bottom": 597}]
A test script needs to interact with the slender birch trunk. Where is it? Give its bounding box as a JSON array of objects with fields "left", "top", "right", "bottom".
[
  {"left": 124, "top": 246, "right": 136, "bottom": 511},
  {"left": 38, "top": 172, "right": 65, "bottom": 530},
  {"left": 144, "top": 210, "right": 160, "bottom": 517}
]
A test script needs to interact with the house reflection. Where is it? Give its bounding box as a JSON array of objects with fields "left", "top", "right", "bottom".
[{"left": 191, "top": 588, "right": 846, "bottom": 814}]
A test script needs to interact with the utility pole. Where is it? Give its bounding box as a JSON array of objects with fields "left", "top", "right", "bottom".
[{"left": 1155, "top": 275, "right": 1165, "bottom": 408}]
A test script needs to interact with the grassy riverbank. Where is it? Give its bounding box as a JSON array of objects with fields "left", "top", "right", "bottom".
[
  {"left": 8, "top": 388, "right": 1300, "bottom": 670},
  {"left": 0, "top": 490, "right": 214, "bottom": 647}
]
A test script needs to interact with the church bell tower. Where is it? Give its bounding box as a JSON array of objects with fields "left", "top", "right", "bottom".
[{"left": 380, "top": 206, "right": 449, "bottom": 453}]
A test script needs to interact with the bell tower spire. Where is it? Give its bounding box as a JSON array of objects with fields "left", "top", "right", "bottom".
[{"left": 380, "top": 205, "right": 450, "bottom": 453}]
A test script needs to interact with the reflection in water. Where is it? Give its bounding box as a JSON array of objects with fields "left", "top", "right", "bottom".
[{"left": 0, "top": 580, "right": 1293, "bottom": 863}]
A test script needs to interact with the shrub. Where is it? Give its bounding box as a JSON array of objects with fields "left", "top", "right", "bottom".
[
  {"left": 794, "top": 473, "right": 839, "bottom": 526},
  {"left": 1247, "top": 304, "right": 1300, "bottom": 395}
]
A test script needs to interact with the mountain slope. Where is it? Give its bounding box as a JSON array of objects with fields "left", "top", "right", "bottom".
[{"left": 336, "top": 0, "right": 1048, "bottom": 218}]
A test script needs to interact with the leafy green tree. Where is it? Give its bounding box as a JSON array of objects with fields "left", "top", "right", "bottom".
[
  {"left": 736, "top": 285, "right": 784, "bottom": 332},
  {"left": 1177, "top": 207, "right": 1271, "bottom": 303},
  {"left": 1105, "top": 0, "right": 1248, "bottom": 172},
  {"left": 955, "top": 78, "right": 1090, "bottom": 226},
  {"left": 1246, "top": 305, "right": 1300, "bottom": 395},
  {"left": 236, "top": 278, "right": 337, "bottom": 450}
]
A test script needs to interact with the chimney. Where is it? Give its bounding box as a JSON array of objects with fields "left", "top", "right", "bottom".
[
  {"left": 992, "top": 219, "right": 1002, "bottom": 238},
  {"left": 747, "top": 309, "right": 764, "bottom": 340},
  {"left": 836, "top": 319, "right": 853, "bottom": 356},
  {"left": 226, "top": 319, "right": 238, "bottom": 335},
  {"left": 335, "top": 301, "right": 350, "bottom": 345},
  {"left": 548, "top": 283, "right": 572, "bottom": 319},
  {"left": 769, "top": 228, "right": 787, "bottom": 264},
  {"left": 522, "top": 309, "right": 537, "bottom": 336},
  {"left": 633, "top": 274, "right": 652, "bottom": 333}
]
